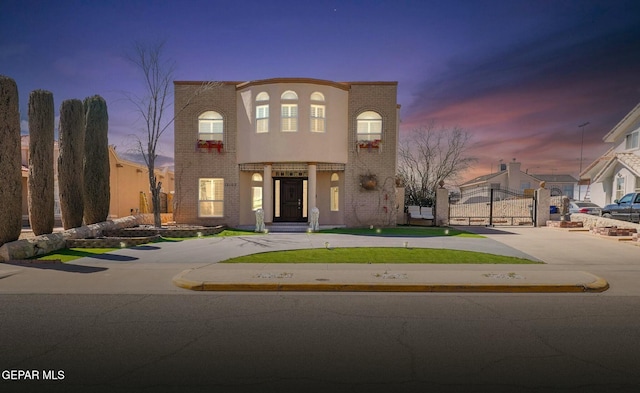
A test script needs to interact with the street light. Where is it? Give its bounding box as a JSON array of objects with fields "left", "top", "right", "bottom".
[{"left": 578, "top": 122, "right": 590, "bottom": 200}]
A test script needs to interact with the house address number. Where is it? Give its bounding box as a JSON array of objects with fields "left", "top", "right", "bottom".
[{"left": 225, "top": 182, "right": 237, "bottom": 187}]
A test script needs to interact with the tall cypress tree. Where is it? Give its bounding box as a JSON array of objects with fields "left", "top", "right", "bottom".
[
  {"left": 58, "top": 99, "right": 85, "bottom": 229},
  {"left": 83, "top": 95, "right": 110, "bottom": 224},
  {"left": 0, "top": 76, "right": 23, "bottom": 245},
  {"left": 28, "top": 90, "right": 55, "bottom": 235}
]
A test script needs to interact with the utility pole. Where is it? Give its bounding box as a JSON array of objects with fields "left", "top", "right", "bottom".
[{"left": 578, "top": 122, "right": 590, "bottom": 200}]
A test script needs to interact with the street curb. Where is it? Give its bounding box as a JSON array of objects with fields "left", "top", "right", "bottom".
[{"left": 172, "top": 270, "right": 610, "bottom": 293}]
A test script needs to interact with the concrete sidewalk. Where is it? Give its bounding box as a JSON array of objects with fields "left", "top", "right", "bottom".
[{"left": 173, "top": 263, "right": 609, "bottom": 293}]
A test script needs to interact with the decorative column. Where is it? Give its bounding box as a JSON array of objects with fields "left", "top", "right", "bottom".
[
  {"left": 263, "top": 163, "right": 273, "bottom": 223},
  {"left": 308, "top": 163, "right": 317, "bottom": 221},
  {"left": 535, "top": 182, "right": 550, "bottom": 227},
  {"left": 435, "top": 180, "right": 449, "bottom": 226}
]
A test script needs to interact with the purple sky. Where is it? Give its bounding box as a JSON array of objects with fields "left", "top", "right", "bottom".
[{"left": 2, "top": 0, "right": 640, "bottom": 183}]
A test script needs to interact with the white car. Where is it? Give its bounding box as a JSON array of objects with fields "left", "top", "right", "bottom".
[{"left": 569, "top": 201, "right": 602, "bottom": 216}]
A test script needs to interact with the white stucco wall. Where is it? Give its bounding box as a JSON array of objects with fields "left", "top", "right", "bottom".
[{"left": 236, "top": 82, "right": 349, "bottom": 164}]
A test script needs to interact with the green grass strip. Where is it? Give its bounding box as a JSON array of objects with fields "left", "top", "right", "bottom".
[
  {"left": 221, "top": 247, "right": 538, "bottom": 264},
  {"left": 34, "top": 248, "right": 119, "bottom": 263},
  {"left": 217, "top": 229, "right": 260, "bottom": 236},
  {"left": 318, "top": 227, "right": 482, "bottom": 238}
]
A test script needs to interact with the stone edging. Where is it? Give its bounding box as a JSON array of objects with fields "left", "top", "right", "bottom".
[
  {"left": 65, "top": 235, "right": 162, "bottom": 248},
  {"left": 0, "top": 215, "right": 151, "bottom": 261}
]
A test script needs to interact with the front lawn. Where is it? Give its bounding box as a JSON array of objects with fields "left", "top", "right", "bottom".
[{"left": 220, "top": 247, "right": 538, "bottom": 264}]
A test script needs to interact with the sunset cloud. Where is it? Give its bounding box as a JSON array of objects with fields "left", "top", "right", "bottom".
[{"left": 402, "top": 19, "right": 640, "bottom": 182}]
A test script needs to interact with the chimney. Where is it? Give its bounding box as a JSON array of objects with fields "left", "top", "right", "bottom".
[{"left": 507, "top": 160, "right": 521, "bottom": 191}]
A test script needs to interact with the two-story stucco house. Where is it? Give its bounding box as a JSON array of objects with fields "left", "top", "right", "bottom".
[
  {"left": 173, "top": 78, "right": 400, "bottom": 228},
  {"left": 581, "top": 103, "right": 640, "bottom": 206}
]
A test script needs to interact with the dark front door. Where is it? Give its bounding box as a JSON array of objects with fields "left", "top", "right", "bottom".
[{"left": 276, "top": 178, "right": 304, "bottom": 222}]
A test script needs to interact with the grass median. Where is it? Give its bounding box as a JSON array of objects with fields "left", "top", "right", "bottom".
[{"left": 220, "top": 247, "right": 539, "bottom": 264}]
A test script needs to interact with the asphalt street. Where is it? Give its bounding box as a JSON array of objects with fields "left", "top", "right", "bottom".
[{"left": 1, "top": 293, "right": 640, "bottom": 393}]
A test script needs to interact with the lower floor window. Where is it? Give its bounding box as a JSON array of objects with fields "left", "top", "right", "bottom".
[
  {"left": 252, "top": 186, "right": 263, "bottom": 211},
  {"left": 199, "top": 178, "right": 224, "bottom": 217},
  {"left": 330, "top": 186, "right": 339, "bottom": 211},
  {"left": 330, "top": 173, "right": 339, "bottom": 211},
  {"left": 615, "top": 177, "right": 625, "bottom": 201}
]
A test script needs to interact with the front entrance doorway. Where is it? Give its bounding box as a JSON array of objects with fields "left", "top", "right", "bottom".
[{"left": 274, "top": 178, "right": 307, "bottom": 222}]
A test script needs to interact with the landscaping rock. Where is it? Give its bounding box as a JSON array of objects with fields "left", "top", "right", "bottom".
[{"left": 0, "top": 214, "right": 157, "bottom": 261}]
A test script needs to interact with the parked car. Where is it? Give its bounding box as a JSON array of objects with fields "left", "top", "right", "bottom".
[
  {"left": 569, "top": 201, "right": 602, "bottom": 216},
  {"left": 601, "top": 193, "right": 640, "bottom": 223}
]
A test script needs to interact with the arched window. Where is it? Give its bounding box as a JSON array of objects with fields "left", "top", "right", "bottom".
[
  {"left": 281, "top": 91, "right": 298, "bottom": 132},
  {"left": 310, "top": 92, "right": 325, "bottom": 133},
  {"left": 256, "top": 93, "right": 269, "bottom": 133},
  {"left": 281, "top": 91, "right": 298, "bottom": 100},
  {"left": 330, "top": 173, "right": 339, "bottom": 211},
  {"left": 251, "top": 173, "right": 263, "bottom": 210},
  {"left": 356, "top": 111, "right": 382, "bottom": 141},
  {"left": 198, "top": 111, "right": 223, "bottom": 141}
]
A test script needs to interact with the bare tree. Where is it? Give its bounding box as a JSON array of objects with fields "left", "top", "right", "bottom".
[
  {"left": 58, "top": 99, "right": 85, "bottom": 229},
  {"left": 28, "top": 90, "right": 55, "bottom": 235},
  {"left": 83, "top": 95, "right": 110, "bottom": 225},
  {"left": 0, "top": 75, "right": 23, "bottom": 245},
  {"left": 126, "top": 41, "right": 216, "bottom": 227},
  {"left": 398, "top": 124, "right": 476, "bottom": 206}
]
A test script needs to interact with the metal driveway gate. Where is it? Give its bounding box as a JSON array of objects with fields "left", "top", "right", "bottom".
[{"left": 450, "top": 187, "right": 536, "bottom": 226}]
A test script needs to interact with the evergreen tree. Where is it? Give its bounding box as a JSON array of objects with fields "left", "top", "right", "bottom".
[
  {"left": 83, "top": 95, "right": 110, "bottom": 225},
  {"left": 0, "top": 76, "right": 23, "bottom": 245},
  {"left": 58, "top": 99, "right": 85, "bottom": 229},
  {"left": 28, "top": 90, "right": 55, "bottom": 235}
]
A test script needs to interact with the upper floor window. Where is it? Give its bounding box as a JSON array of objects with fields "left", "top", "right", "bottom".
[
  {"left": 625, "top": 130, "right": 639, "bottom": 150},
  {"left": 310, "top": 92, "right": 325, "bottom": 133},
  {"left": 256, "top": 92, "right": 269, "bottom": 133},
  {"left": 198, "top": 111, "right": 223, "bottom": 141},
  {"left": 356, "top": 111, "right": 382, "bottom": 141},
  {"left": 281, "top": 90, "right": 298, "bottom": 100},
  {"left": 310, "top": 105, "right": 325, "bottom": 132},
  {"left": 281, "top": 90, "right": 298, "bottom": 132}
]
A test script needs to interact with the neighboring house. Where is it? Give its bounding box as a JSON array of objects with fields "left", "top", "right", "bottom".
[
  {"left": 173, "top": 78, "right": 400, "bottom": 228},
  {"left": 108, "top": 145, "right": 175, "bottom": 218},
  {"left": 581, "top": 102, "right": 640, "bottom": 207},
  {"left": 531, "top": 174, "right": 578, "bottom": 198},
  {"left": 459, "top": 160, "right": 577, "bottom": 202},
  {"left": 20, "top": 135, "right": 175, "bottom": 225}
]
